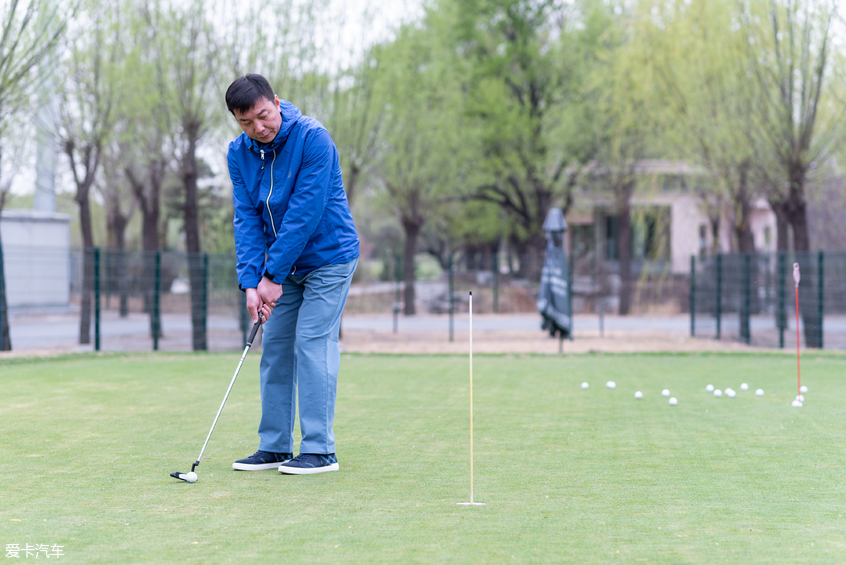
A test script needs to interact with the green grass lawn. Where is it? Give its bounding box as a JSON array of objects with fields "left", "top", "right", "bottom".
[{"left": 1, "top": 352, "right": 845, "bottom": 563}]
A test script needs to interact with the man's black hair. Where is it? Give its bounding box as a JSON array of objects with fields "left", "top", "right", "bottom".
[{"left": 225, "top": 74, "right": 275, "bottom": 115}]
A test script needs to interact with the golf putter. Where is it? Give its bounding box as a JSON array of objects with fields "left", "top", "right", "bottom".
[{"left": 171, "top": 312, "right": 264, "bottom": 483}]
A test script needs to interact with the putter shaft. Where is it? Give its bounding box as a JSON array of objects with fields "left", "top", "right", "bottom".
[{"left": 193, "top": 314, "right": 263, "bottom": 469}]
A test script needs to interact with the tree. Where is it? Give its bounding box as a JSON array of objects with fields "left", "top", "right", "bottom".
[
  {"left": 741, "top": 0, "right": 841, "bottom": 254},
  {"left": 449, "top": 0, "right": 591, "bottom": 274},
  {"left": 98, "top": 139, "right": 136, "bottom": 317},
  {"left": 120, "top": 0, "right": 177, "bottom": 338},
  {"left": 154, "top": 0, "right": 221, "bottom": 350},
  {"left": 371, "top": 23, "right": 471, "bottom": 315},
  {"left": 740, "top": 0, "right": 844, "bottom": 347},
  {"left": 583, "top": 2, "right": 661, "bottom": 315},
  {"left": 651, "top": 0, "right": 764, "bottom": 254},
  {"left": 60, "top": 0, "right": 122, "bottom": 345},
  {"left": 0, "top": 0, "right": 68, "bottom": 350}
]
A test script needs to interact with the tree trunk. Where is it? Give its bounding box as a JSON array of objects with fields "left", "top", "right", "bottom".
[
  {"left": 77, "top": 194, "right": 94, "bottom": 345},
  {"left": 783, "top": 170, "right": 819, "bottom": 348},
  {"left": 345, "top": 163, "right": 360, "bottom": 207},
  {"left": 511, "top": 233, "right": 546, "bottom": 280},
  {"left": 106, "top": 208, "right": 131, "bottom": 318},
  {"left": 401, "top": 218, "right": 422, "bottom": 316},
  {"left": 618, "top": 200, "right": 633, "bottom": 315},
  {"left": 733, "top": 163, "right": 755, "bottom": 253},
  {"left": 182, "top": 126, "right": 206, "bottom": 351},
  {"left": 129, "top": 164, "right": 163, "bottom": 337},
  {"left": 770, "top": 199, "right": 789, "bottom": 251},
  {"left": 710, "top": 215, "right": 720, "bottom": 255},
  {"left": 734, "top": 202, "right": 755, "bottom": 253},
  {"left": 0, "top": 232, "right": 11, "bottom": 351},
  {"left": 616, "top": 180, "right": 635, "bottom": 315}
]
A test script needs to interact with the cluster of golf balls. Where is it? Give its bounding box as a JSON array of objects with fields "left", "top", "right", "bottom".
[
  {"left": 581, "top": 381, "right": 809, "bottom": 408},
  {"left": 581, "top": 381, "right": 677, "bottom": 405}
]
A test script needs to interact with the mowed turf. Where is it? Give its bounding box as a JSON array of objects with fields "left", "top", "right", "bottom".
[{"left": 1, "top": 352, "right": 845, "bottom": 563}]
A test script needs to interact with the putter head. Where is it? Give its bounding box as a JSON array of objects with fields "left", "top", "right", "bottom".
[{"left": 170, "top": 471, "right": 198, "bottom": 483}]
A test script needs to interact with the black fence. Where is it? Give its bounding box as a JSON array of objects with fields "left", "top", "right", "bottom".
[
  {"left": 4, "top": 245, "right": 845, "bottom": 352},
  {"left": 690, "top": 251, "right": 844, "bottom": 349}
]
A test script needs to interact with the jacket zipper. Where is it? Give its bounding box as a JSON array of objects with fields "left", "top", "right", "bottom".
[{"left": 266, "top": 149, "right": 278, "bottom": 237}]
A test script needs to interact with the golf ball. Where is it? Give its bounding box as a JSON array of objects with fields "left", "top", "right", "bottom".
[
  {"left": 800, "top": 385, "right": 808, "bottom": 394},
  {"left": 795, "top": 394, "right": 804, "bottom": 402},
  {"left": 185, "top": 472, "right": 198, "bottom": 483},
  {"left": 726, "top": 389, "right": 736, "bottom": 398},
  {"left": 606, "top": 381, "right": 616, "bottom": 389},
  {"left": 791, "top": 400, "right": 803, "bottom": 408},
  {"left": 755, "top": 389, "right": 764, "bottom": 397},
  {"left": 740, "top": 383, "right": 749, "bottom": 391},
  {"left": 581, "top": 382, "right": 589, "bottom": 390},
  {"left": 662, "top": 389, "right": 670, "bottom": 397},
  {"left": 706, "top": 384, "right": 714, "bottom": 392},
  {"left": 634, "top": 391, "right": 643, "bottom": 399},
  {"left": 669, "top": 397, "right": 678, "bottom": 405},
  {"left": 714, "top": 389, "right": 722, "bottom": 397}
]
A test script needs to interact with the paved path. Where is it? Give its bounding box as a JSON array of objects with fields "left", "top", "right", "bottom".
[{"left": 4, "top": 309, "right": 844, "bottom": 355}]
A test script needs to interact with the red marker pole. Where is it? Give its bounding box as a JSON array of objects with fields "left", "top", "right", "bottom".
[{"left": 793, "top": 263, "right": 801, "bottom": 397}]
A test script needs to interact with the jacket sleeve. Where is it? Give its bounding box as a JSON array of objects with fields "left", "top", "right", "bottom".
[
  {"left": 264, "top": 128, "right": 335, "bottom": 279},
  {"left": 230, "top": 148, "right": 265, "bottom": 290}
]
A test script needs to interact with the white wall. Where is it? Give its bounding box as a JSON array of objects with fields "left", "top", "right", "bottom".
[{"left": 0, "top": 210, "right": 72, "bottom": 308}]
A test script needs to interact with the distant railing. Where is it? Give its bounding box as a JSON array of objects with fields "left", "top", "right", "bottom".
[{"left": 690, "top": 251, "right": 843, "bottom": 349}]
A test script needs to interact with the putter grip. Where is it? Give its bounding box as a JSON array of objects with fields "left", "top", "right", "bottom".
[{"left": 247, "top": 313, "right": 263, "bottom": 346}]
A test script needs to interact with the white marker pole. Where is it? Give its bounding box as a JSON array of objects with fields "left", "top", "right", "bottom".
[{"left": 458, "top": 291, "right": 485, "bottom": 506}]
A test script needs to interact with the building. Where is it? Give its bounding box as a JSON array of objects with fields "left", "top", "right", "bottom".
[{"left": 564, "top": 160, "right": 777, "bottom": 313}]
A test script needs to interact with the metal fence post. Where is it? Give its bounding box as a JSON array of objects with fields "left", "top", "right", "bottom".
[
  {"left": 568, "top": 251, "right": 574, "bottom": 341},
  {"left": 393, "top": 252, "right": 400, "bottom": 334},
  {"left": 104, "top": 249, "right": 110, "bottom": 310},
  {"left": 153, "top": 251, "right": 161, "bottom": 351},
  {"left": 818, "top": 250, "right": 824, "bottom": 349},
  {"left": 716, "top": 253, "right": 722, "bottom": 340},
  {"left": 492, "top": 251, "right": 499, "bottom": 314},
  {"left": 448, "top": 254, "right": 454, "bottom": 342},
  {"left": 0, "top": 243, "right": 5, "bottom": 350},
  {"left": 690, "top": 255, "right": 695, "bottom": 337},
  {"left": 203, "top": 252, "right": 209, "bottom": 350},
  {"left": 94, "top": 247, "right": 101, "bottom": 352},
  {"left": 743, "top": 253, "right": 751, "bottom": 344},
  {"left": 778, "top": 251, "right": 785, "bottom": 349}
]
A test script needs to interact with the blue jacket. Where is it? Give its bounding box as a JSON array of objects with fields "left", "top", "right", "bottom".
[{"left": 228, "top": 99, "right": 359, "bottom": 289}]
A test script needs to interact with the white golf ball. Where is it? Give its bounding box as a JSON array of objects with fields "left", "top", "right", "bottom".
[
  {"left": 755, "top": 389, "right": 764, "bottom": 397},
  {"left": 185, "top": 472, "right": 198, "bottom": 483},
  {"left": 791, "top": 400, "right": 803, "bottom": 408},
  {"left": 800, "top": 385, "right": 808, "bottom": 394},
  {"left": 606, "top": 381, "right": 616, "bottom": 389},
  {"left": 706, "top": 384, "right": 714, "bottom": 392},
  {"left": 795, "top": 394, "right": 804, "bottom": 402},
  {"left": 581, "top": 382, "right": 589, "bottom": 390},
  {"left": 714, "top": 389, "right": 722, "bottom": 397},
  {"left": 726, "top": 389, "right": 736, "bottom": 398},
  {"left": 662, "top": 389, "right": 670, "bottom": 397},
  {"left": 669, "top": 397, "right": 678, "bottom": 406},
  {"left": 740, "top": 383, "right": 749, "bottom": 391},
  {"left": 634, "top": 391, "right": 643, "bottom": 399}
]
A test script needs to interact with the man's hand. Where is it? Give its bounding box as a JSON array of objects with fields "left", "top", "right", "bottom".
[{"left": 245, "top": 285, "right": 274, "bottom": 324}]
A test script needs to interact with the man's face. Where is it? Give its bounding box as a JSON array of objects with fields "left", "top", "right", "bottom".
[{"left": 234, "top": 95, "right": 282, "bottom": 144}]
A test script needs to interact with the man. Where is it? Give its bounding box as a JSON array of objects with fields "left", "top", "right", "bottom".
[{"left": 225, "top": 74, "right": 359, "bottom": 475}]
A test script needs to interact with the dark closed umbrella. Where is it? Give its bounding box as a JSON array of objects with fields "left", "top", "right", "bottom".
[{"left": 537, "top": 208, "right": 571, "bottom": 342}]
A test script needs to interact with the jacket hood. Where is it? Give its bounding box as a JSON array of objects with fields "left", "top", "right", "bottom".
[{"left": 246, "top": 99, "right": 302, "bottom": 152}]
